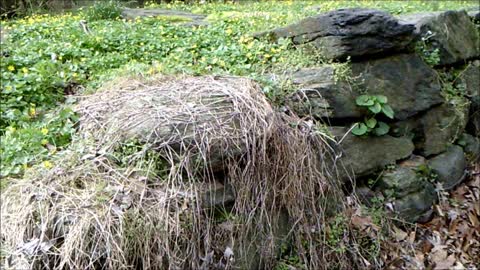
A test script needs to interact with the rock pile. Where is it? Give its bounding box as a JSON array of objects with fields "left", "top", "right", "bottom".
[{"left": 262, "top": 8, "right": 480, "bottom": 222}]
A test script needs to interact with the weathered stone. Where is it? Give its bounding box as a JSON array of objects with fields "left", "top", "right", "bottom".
[
  {"left": 397, "top": 154, "right": 426, "bottom": 169},
  {"left": 456, "top": 133, "right": 480, "bottom": 162},
  {"left": 398, "top": 10, "right": 480, "bottom": 65},
  {"left": 428, "top": 145, "right": 467, "bottom": 191},
  {"left": 421, "top": 104, "right": 469, "bottom": 156},
  {"left": 391, "top": 103, "right": 469, "bottom": 157},
  {"left": 456, "top": 60, "right": 480, "bottom": 98},
  {"left": 287, "top": 54, "right": 443, "bottom": 120},
  {"left": 394, "top": 187, "right": 436, "bottom": 223},
  {"left": 256, "top": 8, "right": 414, "bottom": 60},
  {"left": 330, "top": 127, "right": 414, "bottom": 178},
  {"left": 378, "top": 166, "right": 431, "bottom": 198}
]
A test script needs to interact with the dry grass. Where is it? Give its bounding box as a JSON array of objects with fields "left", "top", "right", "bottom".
[{"left": 1, "top": 75, "right": 359, "bottom": 269}]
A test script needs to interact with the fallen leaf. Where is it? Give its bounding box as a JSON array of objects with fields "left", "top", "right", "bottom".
[{"left": 433, "top": 254, "right": 456, "bottom": 270}]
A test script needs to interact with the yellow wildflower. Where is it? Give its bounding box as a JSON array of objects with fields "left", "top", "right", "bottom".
[
  {"left": 41, "top": 139, "right": 49, "bottom": 145},
  {"left": 225, "top": 28, "right": 233, "bottom": 35},
  {"left": 41, "top": 128, "right": 49, "bottom": 135},
  {"left": 5, "top": 85, "right": 12, "bottom": 92},
  {"left": 22, "top": 67, "right": 28, "bottom": 74},
  {"left": 7, "top": 65, "right": 15, "bottom": 71},
  {"left": 43, "top": 161, "right": 53, "bottom": 169}
]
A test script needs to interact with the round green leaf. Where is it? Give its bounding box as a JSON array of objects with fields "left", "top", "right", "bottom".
[
  {"left": 356, "top": 95, "right": 374, "bottom": 106},
  {"left": 365, "top": 118, "right": 377, "bottom": 128},
  {"left": 352, "top": 123, "right": 368, "bottom": 136},
  {"left": 381, "top": 104, "right": 395, "bottom": 119},
  {"left": 368, "top": 102, "right": 382, "bottom": 114},
  {"left": 374, "top": 95, "right": 388, "bottom": 104},
  {"left": 374, "top": 121, "right": 390, "bottom": 136}
]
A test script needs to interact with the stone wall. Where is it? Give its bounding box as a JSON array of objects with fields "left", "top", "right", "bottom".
[{"left": 261, "top": 8, "right": 480, "bottom": 223}]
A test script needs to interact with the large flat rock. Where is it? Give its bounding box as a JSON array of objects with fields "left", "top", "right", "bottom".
[
  {"left": 287, "top": 54, "right": 443, "bottom": 120},
  {"left": 331, "top": 127, "right": 414, "bottom": 179},
  {"left": 256, "top": 8, "right": 415, "bottom": 60},
  {"left": 398, "top": 10, "right": 480, "bottom": 66}
]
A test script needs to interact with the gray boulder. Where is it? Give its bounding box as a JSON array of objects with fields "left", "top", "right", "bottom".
[
  {"left": 394, "top": 188, "right": 436, "bottom": 223},
  {"left": 456, "top": 133, "right": 480, "bottom": 162},
  {"left": 256, "top": 8, "right": 415, "bottom": 60},
  {"left": 398, "top": 10, "right": 480, "bottom": 66},
  {"left": 428, "top": 145, "right": 467, "bottom": 191},
  {"left": 391, "top": 103, "right": 469, "bottom": 157},
  {"left": 287, "top": 54, "right": 443, "bottom": 120},
  {"left": 456, "top": 60, "right": 480, "bottom": 98},
  {"left": 378, "top": 166, "right": 430, "bottom": 198},
  {"left": 377, "top": 155, "right": 436, "bottom": 223},
  {"left": 330, "top": 127, "right": 414, "bottom": 179}
]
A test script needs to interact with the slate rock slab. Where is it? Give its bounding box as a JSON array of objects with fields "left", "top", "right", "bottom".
[
  {"left": 428, "top": 145, "right": 467, "bottom": 191},
  {"left": 398, "top": 10, "right": 480, "bottom": 66},
  {"left": 256, "top": 8, "right": 415, "bottom": 60},
  {"left": 330, "top": 127, "right": 414, "bottom": 179},
  {"left": 287, "top": 54, "right": 443, "bottom": 120}
]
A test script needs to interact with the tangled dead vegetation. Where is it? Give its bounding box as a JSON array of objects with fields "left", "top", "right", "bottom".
[{"left": 0, "top": 75, "right": 366, "bottom": 269}]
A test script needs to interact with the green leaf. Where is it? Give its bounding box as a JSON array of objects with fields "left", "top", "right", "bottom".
[
  {"left": 356, "top": 95, "right": 374, "bottom": 106},
  {"left": 381, "top": 104, "right": 395, "bottom": 119},
  {"left": 351, "top": 122, "right": 368, "bottom": 136},
  {"left": 368, "top": 102, "right": 382, "bottom": 114},
  {"left": 365, "top": 118, "right": 377, "bottom": 129},
  {"left": 374, "top": 121, "right": 390, "bottom": 136},
  {"left": 374, "top": 95, "right": 388, "bottom": 104}
]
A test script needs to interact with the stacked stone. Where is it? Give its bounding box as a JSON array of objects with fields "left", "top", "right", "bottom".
[{"left": 259, "top": 8, "right": 480, "bottom": 223}]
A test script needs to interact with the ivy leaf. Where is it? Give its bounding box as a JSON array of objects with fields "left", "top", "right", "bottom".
[
  {"left": 368, "top": 102, "right": 382, "bottom": 114},
  {"left": 374, "top": 95, "right": 388, "bottom": 104},
  {"left": 374, "top": 121, "right": 390, "bottom": 136},
  {"left": 365, "top": 118, "right": 377, "bottom": 129},
  {"left": 356, "top": 95, "right": 374, "bottom": 106},
  {"left": 382, "top": 104, "right": 395, "bottom": 119},
  {"left": 352, "top": 122, "right": 368, "bottom": 136}
]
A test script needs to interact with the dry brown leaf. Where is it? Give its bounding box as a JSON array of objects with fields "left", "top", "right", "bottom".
[
  {"left": 467, "top": 212, "right": 479, "bottom": 227},
  {"left": 433, "top": 254, "right": 456, "bottom": 270}
]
